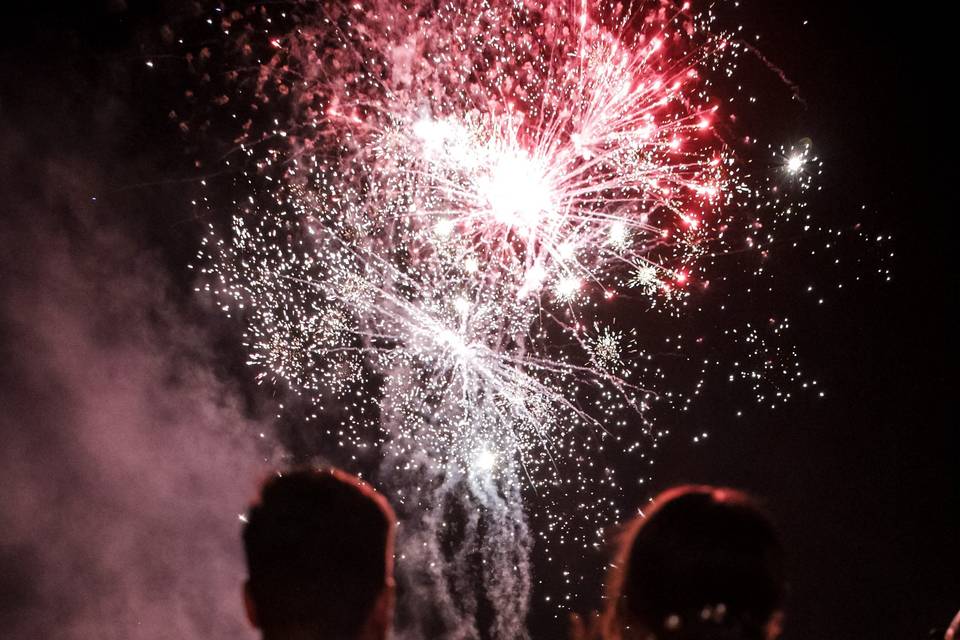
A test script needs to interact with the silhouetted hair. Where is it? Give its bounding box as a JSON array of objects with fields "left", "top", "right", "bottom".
[
  {"left": 606, "top": 486, "right": 785, "bottom": 640},
  {"left": 243, "top": 467, "right": 395, "bottom": 638}
]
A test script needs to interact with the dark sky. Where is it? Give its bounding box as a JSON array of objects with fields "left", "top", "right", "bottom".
[{"left": 0, "top": 2, "right": 953, "bottom": 639}]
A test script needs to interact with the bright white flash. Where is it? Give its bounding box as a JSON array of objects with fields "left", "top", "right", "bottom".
[
  {"left": 453, "top": 297, "right": 471, "bottom": 314},
  {"left": 786, "top": 154, "right": 804, "bottom": 173},
  {"left": 482, "top": 152, "right": 553, "bottom": 229},
  {"left": 554, "top": 276, "right": 581, "bottom": 301},
  {"left": 474, "top": 448, "right": 497, "bottom": 471}
]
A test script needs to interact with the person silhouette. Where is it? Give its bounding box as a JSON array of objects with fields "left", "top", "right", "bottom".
[
  {"left": 241, "top": 467, "right": 396, "bottom": 640},
  {"left": 580, "top": 485, "right": 786, "bottom": 640}
]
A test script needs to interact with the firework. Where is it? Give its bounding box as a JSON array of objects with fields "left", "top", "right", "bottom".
[
  {"left": 192, "top": 1, "right": 822, "bottom": 634},
  {"left": 201, "top": 0, "right": 737, "bottom": 475}
]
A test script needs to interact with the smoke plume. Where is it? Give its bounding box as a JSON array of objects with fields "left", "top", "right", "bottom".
[{"left": 0, "top": 124, "right": 274, "bottom": 639}]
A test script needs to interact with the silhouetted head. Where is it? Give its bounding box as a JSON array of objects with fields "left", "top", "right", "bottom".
[
  {"left": 242, "top": 467, "right": 396, "bottom": 640},
  {"left": 606, "top": 486, "right": 785, "bottom": 640}
]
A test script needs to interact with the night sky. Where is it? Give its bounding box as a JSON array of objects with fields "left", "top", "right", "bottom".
[{"left": 1, "top": 2, "right": 953, "bottom": 639}]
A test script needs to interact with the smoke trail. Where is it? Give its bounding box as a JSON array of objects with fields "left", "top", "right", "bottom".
[
  {"left": 381, "top": 461, "right": 532, "bottom": 640},
  {"left": 0, "top": 125, "right": 275, "bottom": 639},
  {"left": 375, "top": 356, "right": 533, "bottom": 638}
]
